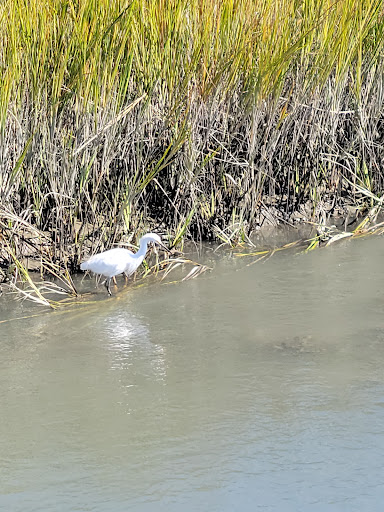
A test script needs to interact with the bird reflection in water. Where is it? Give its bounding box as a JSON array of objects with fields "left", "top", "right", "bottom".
[{"left": 103, "top": 312, "right": 167, "bottom": 382}]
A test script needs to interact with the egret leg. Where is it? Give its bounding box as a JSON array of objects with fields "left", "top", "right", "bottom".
[
  {"left": 105, "top": 278, "right": 112, "bottom": 296},
  {"left": 123, "top": 272, "right": 129, "bottom": 283}
]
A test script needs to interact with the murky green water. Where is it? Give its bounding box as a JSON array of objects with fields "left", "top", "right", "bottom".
[{"left": 1, "top": 232, "right": 384, "bottom": 511}]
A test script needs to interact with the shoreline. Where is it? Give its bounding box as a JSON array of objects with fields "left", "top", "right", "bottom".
[{"left": 0, "top": 198, "right": 376, "bottom": 283}]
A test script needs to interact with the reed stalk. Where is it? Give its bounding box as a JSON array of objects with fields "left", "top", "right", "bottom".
[{"left": 1, "top": 0, "right": 384, "bottom": 287}]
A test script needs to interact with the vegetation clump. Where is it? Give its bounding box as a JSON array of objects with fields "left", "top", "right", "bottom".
[{"left": 1, "top": 0, "right": 384, "bottom": 285}]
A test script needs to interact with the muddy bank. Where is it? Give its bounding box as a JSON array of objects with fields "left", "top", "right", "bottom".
[{"left": 0, "top": 194, "right": 369, "bottom": 286}]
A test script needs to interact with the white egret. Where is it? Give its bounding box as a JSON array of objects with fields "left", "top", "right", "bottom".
[{"left": 80, "top": 233, "right": 169, "bottom": 295}]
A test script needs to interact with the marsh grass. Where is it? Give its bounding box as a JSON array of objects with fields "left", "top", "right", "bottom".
[
  {"left": 236, "top": 205, "right": 384, "bottom": 264},
  {"left": 1, "top": 0, "right": 384, "bottom": 295}
]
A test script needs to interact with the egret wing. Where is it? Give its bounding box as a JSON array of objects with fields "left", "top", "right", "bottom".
[{"left": 82, "top": 248, "right": 133, "bottom": 277}]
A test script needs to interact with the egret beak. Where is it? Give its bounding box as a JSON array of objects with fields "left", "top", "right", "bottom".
[{"left": 158, "top": 241, "right": 171, "bottom": 253}]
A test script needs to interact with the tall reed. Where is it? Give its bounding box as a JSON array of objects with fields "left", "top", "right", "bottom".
[{"left": 1, "top": 0, "right": 384, "bottom": 279}]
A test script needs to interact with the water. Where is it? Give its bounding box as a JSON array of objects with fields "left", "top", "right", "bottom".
[{"left": 1, "top": 232, "right": 384, "bottom": 511}]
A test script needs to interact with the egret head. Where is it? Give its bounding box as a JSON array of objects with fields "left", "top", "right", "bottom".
[{"left": 140, "top": 233, "right": 169, "bottom": 252}]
